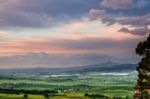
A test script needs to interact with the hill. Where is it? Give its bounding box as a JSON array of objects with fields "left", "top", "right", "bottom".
[{"left": 0, "top": 61, "right": 137, "bottom": 77}]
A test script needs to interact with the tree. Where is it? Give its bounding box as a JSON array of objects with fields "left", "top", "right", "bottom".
[
  {"left": 44, "top": 93, "right": 50, "bottom": 99},
  {"left": 23, "top": 94, "right": 28, "bottom": 99},
  {"left": 135, "top": 34, "right": 150, "bottom": 98}
]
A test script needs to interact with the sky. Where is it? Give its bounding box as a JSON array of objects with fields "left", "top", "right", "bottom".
[{"left": 0, "top": 0, "right": 149, "bottom": 68}]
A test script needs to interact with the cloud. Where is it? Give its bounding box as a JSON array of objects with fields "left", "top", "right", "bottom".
[
  {"left": 0, "top": 0, "right": 100, "bottom": 29},
  {"left": 89, "top": 9, "right": 106, "bottom": 21},
  {"left": 136, "top": 0, "right": 148, "bottom": 8},
  {"left": 0, "top": 32, "right": 11, "bottom": 43},
  {"left": 0, "top": 34, "right": 142, "bottom": 68},
  {"left": 0, "top": 0, "right": 7, "bottom": 4},
  {"left": 118, "top": 14, "right": 150, "bottom": 27},
  {"left": 0, "top": 0, "right": 145, "bottom": 68},
  {"left": 0, "top": 12, "right": 48, "bottom": 29},
  {"left": 89, "top": 9, "right": 150, "bottom": 27},
  {"left": 118, "top": 27, "right": 150, "bottom": 36},
  {"left": 100, "top": 0, "right": 135, "bottom": 10},
  {"left": 0, "top": 37, "right": 140, "bottom": 57},
  {"left": 100, "top": 0, "right": 148, "bottom": 10},
  {"left": 87, "top": 0, "right": 150, "bottom": 36},
  {"left": 89, "top": 9, "right": 116, "bottom": 26},
  {"left": 88, "top": 8, "right": 150, "bottom": 36}
]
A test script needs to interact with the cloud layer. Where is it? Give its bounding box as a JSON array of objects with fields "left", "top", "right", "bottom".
[
  {"left": 0, "top": 37, "right": 139, "bottom": 55},
  {"left": 100, "top": 0, "right": 135, "bottom": 10},
  {"left": 118, "top": 27, "right": 150, "bottom": 36},
  {"left": 0, "top": 0, "right": 149, "bottom": 68},
  {"left": 0, "top": 0, "right": 99, "bottom": 29},
  {"left": 89, "top": 2, "right": 150, "bottom": 36},
  {"left": 0, "top": 52, "right": 139, "bottom": 68}
]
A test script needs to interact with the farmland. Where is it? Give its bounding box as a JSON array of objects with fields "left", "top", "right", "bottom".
[{"left": 0, "top": 72, "right": 137, "bottom": 99}]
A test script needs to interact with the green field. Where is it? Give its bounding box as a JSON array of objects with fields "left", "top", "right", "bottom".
[{"left": 0, "top": 73, "right": 137, "bottom": 99}]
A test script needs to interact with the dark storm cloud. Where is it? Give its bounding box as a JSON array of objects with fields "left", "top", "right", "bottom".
[{"left": 0, "top": 0, "right": 100, "bottom": 29}]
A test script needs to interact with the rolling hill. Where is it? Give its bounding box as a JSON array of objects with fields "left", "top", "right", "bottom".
[{"left": 0, "top": 61, "right": 137, "bottom": 77}]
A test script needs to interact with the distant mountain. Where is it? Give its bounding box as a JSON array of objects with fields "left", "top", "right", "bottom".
[
  {"left": 0, "top": 53, "right": 139, "bottom": 69},
  {"left": 0, "top": 53, "right": 113, "bottom": 68},
  {"left": 0, "top": 61, "right": 137, "bottom": 76},
  {"left": 63, "top": 61, "right": 137, "bottom": 74}
]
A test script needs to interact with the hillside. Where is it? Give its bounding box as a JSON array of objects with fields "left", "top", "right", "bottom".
[{"left": 0, "top": 61, "right": 137, "bottom": 77}]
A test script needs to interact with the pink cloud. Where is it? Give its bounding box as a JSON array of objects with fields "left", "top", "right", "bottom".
[{"left": 0, "top": 37, "right": 141, "bottom": 56}]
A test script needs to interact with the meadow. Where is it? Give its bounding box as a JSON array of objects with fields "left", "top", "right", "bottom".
[{"left": 0, "top": 73, "right": 137, "bottom": 99}]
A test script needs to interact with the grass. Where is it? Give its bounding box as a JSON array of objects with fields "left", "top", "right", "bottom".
[
  {"left": 0, "top": 73, "right": 137, "bottom": 98},
  {"left": 0, "top": 94, "right": 44, "bottom": 99}
]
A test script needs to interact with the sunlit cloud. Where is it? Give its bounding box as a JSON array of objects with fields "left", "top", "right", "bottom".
[{"left": 0, "top": 0, "right": 149, "bottom": 67}]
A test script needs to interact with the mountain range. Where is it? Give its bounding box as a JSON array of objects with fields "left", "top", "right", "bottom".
[{"left": 0, "top": 61, "right": 137, "bottom": 76}]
